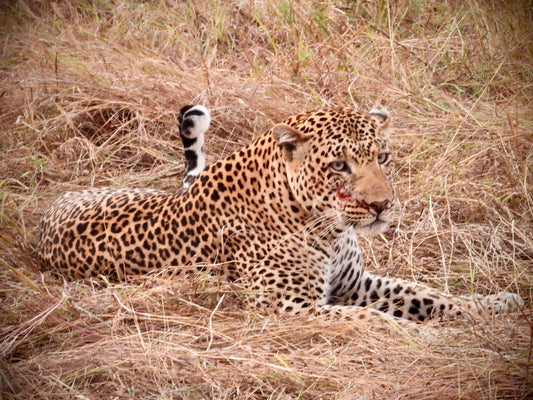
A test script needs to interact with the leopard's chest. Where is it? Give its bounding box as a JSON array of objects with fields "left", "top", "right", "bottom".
[{"left": 324, "top": 228, "right": 365, "bottom": 302}]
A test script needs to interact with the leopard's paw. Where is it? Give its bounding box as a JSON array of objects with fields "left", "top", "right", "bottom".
[{"left": 479, "top": 292, "right": 524, "bottom": 314}]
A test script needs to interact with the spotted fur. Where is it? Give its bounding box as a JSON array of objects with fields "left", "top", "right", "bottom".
[{"left": 36, "top": 107, "right": 522, "bottom": 323}]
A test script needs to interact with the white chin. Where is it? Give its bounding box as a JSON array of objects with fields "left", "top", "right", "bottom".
[{"left": 356, "top": 219, "right": 390, "bottom": 236}]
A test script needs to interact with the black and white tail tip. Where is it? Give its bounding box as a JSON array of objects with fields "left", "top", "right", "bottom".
[{"left": 178, "top": 105, "right": 210, "bottom": 189}]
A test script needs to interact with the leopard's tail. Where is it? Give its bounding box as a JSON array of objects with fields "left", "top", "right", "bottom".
[{"left": 178, "top": 105, "right": 210, "bottom": 189}]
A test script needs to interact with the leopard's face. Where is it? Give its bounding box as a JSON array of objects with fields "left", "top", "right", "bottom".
[{"left": 274, "top": 107, "right": 395, "bottom": 234}]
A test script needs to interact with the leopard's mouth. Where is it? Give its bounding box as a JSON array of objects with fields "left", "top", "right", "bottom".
[{"left": 340, "top": 208, "right": 392, "bottom": 235}]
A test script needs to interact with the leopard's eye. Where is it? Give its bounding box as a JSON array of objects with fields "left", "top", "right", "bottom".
[
  {"left": 330, "top": 161, "right": 349, "bottom": 172},
  {"left": 377, "top": 153, "right": 390, "bottom": 164}
]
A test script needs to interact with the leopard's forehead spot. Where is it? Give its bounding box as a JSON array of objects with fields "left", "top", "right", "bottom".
[{"left": 285, "top": 107, "right": 388, "bottom": 161}]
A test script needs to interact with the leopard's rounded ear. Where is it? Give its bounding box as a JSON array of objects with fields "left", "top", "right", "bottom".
[
  {"left": 272, "top": 124, "right": 308, "bottom": 161},
  {"left": 273, "top": 124, "right": 305, "bottom": 144},
  {"left": 368, "top": 108, "right": 390, "bottom": 130}
]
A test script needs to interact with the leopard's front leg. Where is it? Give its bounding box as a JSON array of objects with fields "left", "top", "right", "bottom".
[
  {"left": 326, "top": 230, "right": 523, "bottom": 322},
  {"left": 328, "top": 269, "right": 523, "bottom": 322},
  {"left": 328, "top": 268, "right": 450, "bottom": 321}
]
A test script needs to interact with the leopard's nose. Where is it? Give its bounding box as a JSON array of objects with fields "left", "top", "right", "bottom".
[{"left": 369, "top": 200, "right": 389, "bottom": 215}]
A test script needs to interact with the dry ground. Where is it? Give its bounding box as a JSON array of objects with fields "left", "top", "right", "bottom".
[{"left": 0, "top": 0, "right": 532, "bottom": 399}]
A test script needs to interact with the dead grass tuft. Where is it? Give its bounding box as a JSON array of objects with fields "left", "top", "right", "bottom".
[{"left": 1, "top": 0, "right": 532, "bottom": 398}]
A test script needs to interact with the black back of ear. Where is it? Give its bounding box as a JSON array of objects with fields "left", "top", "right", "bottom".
[{"left": 368, "top": 108, "right": 390, "bottom": 129}]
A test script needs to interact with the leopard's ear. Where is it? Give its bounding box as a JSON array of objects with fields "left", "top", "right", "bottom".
[
  {"left": 272, "top": 123, "right": 309, "bottom": 161},
  {"left": 368, "top": 108, "right": 390, "bottom": 130}
]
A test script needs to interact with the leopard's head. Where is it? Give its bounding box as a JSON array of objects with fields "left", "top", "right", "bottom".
[{"left": 273, "top": 107, "right": 395, "bottom": 234}]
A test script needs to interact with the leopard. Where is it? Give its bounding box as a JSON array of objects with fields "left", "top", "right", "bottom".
[{"left": 36, "top": 106, "right": 523, "bottom": 324}]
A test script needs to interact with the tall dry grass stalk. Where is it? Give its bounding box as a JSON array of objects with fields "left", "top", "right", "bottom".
[{"left": 0, "top": 0, "right": 531, "bottom": 398}]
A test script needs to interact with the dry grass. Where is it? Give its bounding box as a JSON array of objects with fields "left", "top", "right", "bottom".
[{"left": 0, "top": 0, "right": 532, "bottom": 398}]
